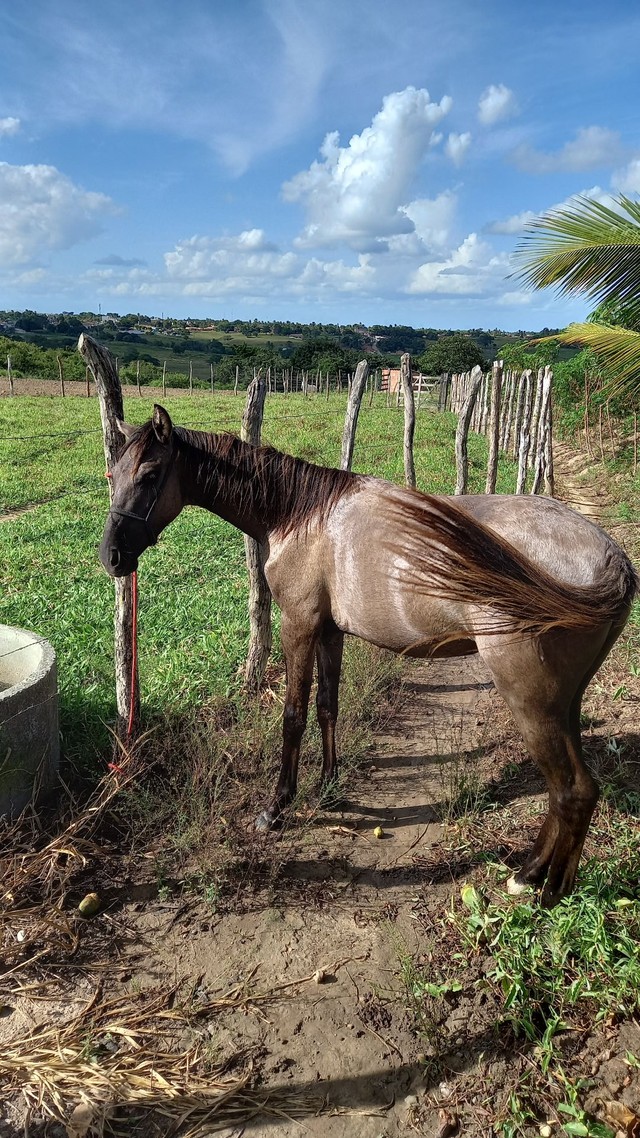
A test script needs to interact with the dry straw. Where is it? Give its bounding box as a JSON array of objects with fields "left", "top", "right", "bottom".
[{"left": 0, "top": 980, "right": 324, "bottom": 1134}]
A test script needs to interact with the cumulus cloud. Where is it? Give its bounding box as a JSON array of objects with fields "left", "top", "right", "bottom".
[
  {"left": 0, "top": 117, "right": 20, "bottom": 137},
  {"left": 400, "top": 191, "right": 457, "bottom": 251},
  {"left": 611, "top": 157, "right": 640, "bottom": 194},
  {"left": 0, "top": 162, "right": 118, "bottom": 266},
  {"left": 486, "top": 209, "right": 537, "bottom": 235},
  {"left": 445, "top": 132, "right": 471, "bottom": 166},
  {"left": 408, "top": 232, "right": 509, "bottom": 296},
  {"left": 512, "top": 126, "right": 626, "bottom": 174},
  {"left": 478, "top": 84, "right": 518, "bottom": 126},
  {"left": 164, "top": 231, "right": 298, "bottom": 287},
  {"left": 282, "top": 86, "right": 452, "bottom": 250}
]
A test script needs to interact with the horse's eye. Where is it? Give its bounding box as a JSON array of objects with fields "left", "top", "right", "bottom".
[{"left": 138, "top": 465, "right": 159, "bottom": 482}]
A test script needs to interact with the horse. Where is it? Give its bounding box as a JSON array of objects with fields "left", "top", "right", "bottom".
[{"left": 99, "top": 404, "right": 637, "bottom": 907}]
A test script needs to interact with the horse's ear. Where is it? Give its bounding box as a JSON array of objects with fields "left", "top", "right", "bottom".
[
  {"left": 117, "top": 420, "right": 137, "bottom": 442},
  {"left": 152, "top": 405, "right": 173, "bottom": 445}
]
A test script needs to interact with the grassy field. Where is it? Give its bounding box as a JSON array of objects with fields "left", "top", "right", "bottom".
[{"left": 0, "top": 391, "right": 517, "bottom": 773}]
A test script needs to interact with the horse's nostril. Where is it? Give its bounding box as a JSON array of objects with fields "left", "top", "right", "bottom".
[{"left": 109, "top": 548, "right": 120, "bottom": 568}]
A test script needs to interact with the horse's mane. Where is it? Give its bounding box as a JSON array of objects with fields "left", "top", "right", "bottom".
[{"left": 126, "top": 422, "right": 361, "bottom": 535}]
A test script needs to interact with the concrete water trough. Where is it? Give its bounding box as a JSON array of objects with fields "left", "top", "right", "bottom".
[{"left": 0, "top": 625, "right": 59, "bottom": 817}]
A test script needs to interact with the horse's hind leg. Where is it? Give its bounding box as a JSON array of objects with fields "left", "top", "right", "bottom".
[
  {"left": 477, "top": 623, "right": 617, "bottom": 906},
  {"left": 315, "top": 621, "right": 344, "bottom": 791}
]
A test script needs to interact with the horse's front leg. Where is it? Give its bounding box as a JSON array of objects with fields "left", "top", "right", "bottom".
[
  {"left": 255, "top": 615, "right": 317, "bottom": 832},
  {"left": 316, "top": 620, "right": 344, "bottom": 792}
]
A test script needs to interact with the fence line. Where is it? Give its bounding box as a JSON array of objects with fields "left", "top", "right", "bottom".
[{"left": 448, "top": 362, "right": 554, "bottom": 496}]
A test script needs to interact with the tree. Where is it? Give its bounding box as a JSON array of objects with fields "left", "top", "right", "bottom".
[
  {"left": 515, "top": 194, "right": 640, "bottom": 394},
  {"left": 418, "top": 334, "right": 486, "bottom": 375}
]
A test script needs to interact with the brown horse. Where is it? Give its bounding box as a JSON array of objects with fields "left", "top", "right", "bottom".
[{"left": 99, "top": 405, "right": 637, "bottom": 906}]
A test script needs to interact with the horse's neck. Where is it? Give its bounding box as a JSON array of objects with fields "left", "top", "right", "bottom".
[{"left": 177, "top": 430, "right": 272, "bottom": 540}]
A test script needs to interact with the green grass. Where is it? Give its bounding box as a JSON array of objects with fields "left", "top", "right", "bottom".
[
  {"left": 401, "top": 788, "right": 640, "bottom": 1137},
  {"left": 0, "top": 391, "right": 517, "bottom": 771}
]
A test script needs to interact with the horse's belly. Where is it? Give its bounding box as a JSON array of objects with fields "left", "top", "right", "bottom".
[{"left": 330, "top": 563, "right": 470, "bottom": 656}]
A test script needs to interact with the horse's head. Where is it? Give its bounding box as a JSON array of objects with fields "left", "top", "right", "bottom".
[{"left": 99, "top": 404, "right": 183, "bottom": 577}]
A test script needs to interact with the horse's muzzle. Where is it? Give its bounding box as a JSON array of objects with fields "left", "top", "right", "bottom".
[{"left": 99, "top": 540, "right": 139, "bottom": 578}]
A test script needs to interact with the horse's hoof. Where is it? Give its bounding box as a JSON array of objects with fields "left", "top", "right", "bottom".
[
  {"left": 255, "top": 810, "right": 275, "bottom": 832},
  {"left": 506, "top": 874, "right": 530, "bottom": 896}
]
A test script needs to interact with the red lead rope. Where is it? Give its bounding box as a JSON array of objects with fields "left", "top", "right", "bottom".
[
  {"left": 128, "top": 569, "right": 138, "bottom": 738},
  {"left": 106, "top": 471, "right": 138, "bottom": 760}
]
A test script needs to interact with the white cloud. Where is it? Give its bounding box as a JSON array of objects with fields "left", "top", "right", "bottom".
[
  {"left": 478, "top": 84, "right": 518, "bottom": 126},
  {"left": 611, "top": 157, "right": 640, "bottom": 194},
  {"left": 487, "top": 209, "right": 537, "bottom": 235},
  {"left": 512, "top": 126, "right": 626, "bottom": 174},
  {"left": 0, "top": 117, "right": 20, "bottom": 137},
  {"left": 408, "top": 232, "right": 509, "bottom": 296},
  {"left": 164, "top": 232, "right": 298, "bottom": 285},
  {"left": 400, "top": 191, "right": 457, "bottom": 250},
  {"left": 282, "top": 86, "right": 452, "bottom": 250},
  {"left": 445, "top": 132, "right": 471, "bottom": 166},
  {"left": 0, "top": 162, "right": 118, "bottom": 266}
]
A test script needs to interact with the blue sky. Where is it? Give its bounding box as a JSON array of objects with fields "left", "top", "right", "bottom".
[{"left": 1, "top": 0, "right": 639, "bottom": 329}]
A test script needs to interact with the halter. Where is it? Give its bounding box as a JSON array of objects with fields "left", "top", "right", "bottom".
[{"left": 109, "top": 460, "right": 173, "bottom": 547}]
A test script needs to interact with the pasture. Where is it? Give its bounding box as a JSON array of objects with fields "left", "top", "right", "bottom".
[
  {"left": 1, "top": 387, "right": 639, "bottom": 1137},
  {"left": 0, "top": 390, "right": 517, "bottom": 767}
]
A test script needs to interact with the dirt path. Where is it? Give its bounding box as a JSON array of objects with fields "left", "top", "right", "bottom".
[{"left": 112, "top": 655, "right": 496, "bottom": 1138}]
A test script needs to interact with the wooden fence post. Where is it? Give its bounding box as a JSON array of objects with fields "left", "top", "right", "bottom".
[
  {"left": 485, "top": 360, "right": 503, "bottom": 494},
  {"left": 512, "top": 372, "right": 527, "bottom": 459},
  {"left": 7, "top": 355, "right": 13, "bottom": 396},
  {"left": 340, "top": 360, "right": 369, "bottom": 471},
  {"left": 400, "top": 353, "right": 416, "bottom": 488},
  {"left": 455, "top": 365, "right": 483, "bottom": 495},
  {"left": 162, "top": 361, "right": 167, "bottom": 398},
  {"left": 241, "top": 371, "right": 272, "bottom": 692},
  {"left": 77, "top": 333, "right": 139, "bottom": 740},
  {"left": 516, "top": 370, "right": 534, "bottom": 494},
  {"left": 136, "top": 359, "right": 141, "bottom": 396},
  {"left": 57, "top": 355, "right": 65, "bottom": 397},
  {"left": 85, "top": 365, "right": 91, "bottom": 397},
  {"left": 531, "top": 366, "right": 554, "bottom": 495}
]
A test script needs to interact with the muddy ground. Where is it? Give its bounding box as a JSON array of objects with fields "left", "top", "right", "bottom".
[{"left": 1, "top": 438, "right": 639, "bottom": 1136}]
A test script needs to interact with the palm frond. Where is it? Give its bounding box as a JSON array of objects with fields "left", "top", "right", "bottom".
[
  {"left": 551, "top": 321, "right": 640, "bottom": 395},
  {"left": 515, "top": 195, "right": 640, "bottom": 324}
]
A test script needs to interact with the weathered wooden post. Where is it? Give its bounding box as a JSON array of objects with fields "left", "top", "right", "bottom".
[
  {"left": 340, "top": 360, "right": 369, "bottom": 471},
  {"left": 85, "top": 365, "right": 91, "bottom": 397},
  {"left": 512, "top": 372, "right": 527, "bottom": 459},
  {"left": 57, "top": 355, "right": 65, "bottom": 397},
  {"left": 77, "top": 334, "right": 139, "bottom": 740},
  {"left": 241, "top": 371, "right": 272, "bottom": 692},
  {"left": 455, "top": 365, "right": 483, "bottom": 495},
  {"left": 516, "top": 370, "right": 534, "bottom": 494},
  {"left": 188, "top": 360, "right": 193, "bottom": 395},
  {"left": 531, "top": 366, "right": 554, "bottom": 495},
  {"left": 136, "top": 359, "right": 141, "bottom": 396},
  {"left": 162, "top": 361, "right": 167, "bottom": 398},
  {"left": 400, "top": 353, "right": 416, "bottom": 489},
  {"left": 485, "top": 360, "right": 503, "bottom": 494},
  {"left": 7, "top": 355, "right": 13, "bottom": 396}
]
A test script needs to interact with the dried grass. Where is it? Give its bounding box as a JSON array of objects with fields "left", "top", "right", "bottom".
[
  {"left": 0, "top": 735, "right": 146, "bottom": 977},
  {"left": 0, "top": 979, "right": 324, "bottom": 1135}
]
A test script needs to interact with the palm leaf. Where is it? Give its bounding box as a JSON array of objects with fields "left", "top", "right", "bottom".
[
  {"left": 515, "top": 195, "right": 640, "bottom": 324},
  {"left": 551, "top": 321, "right": 640, "bottom": 394}
]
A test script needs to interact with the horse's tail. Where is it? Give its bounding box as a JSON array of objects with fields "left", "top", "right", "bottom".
[{"left": 385, "top": 492, "right": 638, "bottom": 637}]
